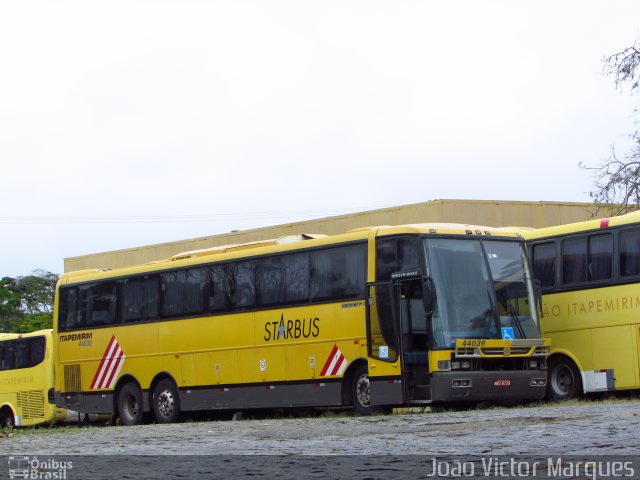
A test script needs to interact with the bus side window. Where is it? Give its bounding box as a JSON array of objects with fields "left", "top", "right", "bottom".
[
  {"left": 532, "top": 242, "right": 556, "bottom": 288},
  {"left": 620, "top": 228, "right": 640, "bottom": 277},
  {"left": 234, "top": 261, "right": 256, "bottom": 310},
  {"left": 588, "top": 234, "right": 612, "bottom": 281},
  {"left": 311, "top": 245, "right": 366, "bottom": 301},
  {"left": 28, "top": 336, "right": 46, "bottom": 367},
  {"left": 257, "top": 256, "right": 286, "bottom": 306},
  {"left": 284, "top": 253, "right": 310, "bottom": 303},
  {"left": 209, "top": 265, "right": 232, "bottom": 312},
  {"left": 562, "top": 237, "right": 587, "bottom": 285},
  {"left": 161, "top": 268, "right": 208, "bottom": 317},
  {"left": 59, "top": 287, "right": 79, "bottom": 331},
  {"left": 89, "top": 282, "right": 117, "bottom": 326},
  {"left": 121, "top": 276, "right": 159, "bottom": 323},
  {"left": 14, "top": 339, "right": 28, "bottom": 369},
  {"left": 0, "top": 341, "right": 13, "bottom": 370}
]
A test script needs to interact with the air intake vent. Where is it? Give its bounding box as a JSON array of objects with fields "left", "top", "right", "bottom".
[
  {"left": 64, "top": 363, "right": 82, "bottom": 393},
  {"left": 17, "top": 391, "right": 45, "bottom": 419}
]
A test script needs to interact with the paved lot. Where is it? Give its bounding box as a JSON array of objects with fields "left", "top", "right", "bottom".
[
  {"left": 1, "top": 400, "right": 639, "bottom": 478},
  {"left": 3, "top": 400, "right": 639, "bottom": 455}
]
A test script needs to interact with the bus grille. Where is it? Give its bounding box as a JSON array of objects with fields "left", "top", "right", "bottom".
[
  {"left": 456, "top": 346, "right": 535, "bottom": 357},
  {"left": 17, "top": 391, "right": 45, "bottom": 419},
  {"left": 64, "top": 364, "right": 82, "bottom": 392}
]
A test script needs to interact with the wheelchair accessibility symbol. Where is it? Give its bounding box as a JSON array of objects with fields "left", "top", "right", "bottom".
[{"left": 501, "top": 327, "right": 515, "bottom": 340}]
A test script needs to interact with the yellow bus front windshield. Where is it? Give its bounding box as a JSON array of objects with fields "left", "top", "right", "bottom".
[{"left": 424, "top": 238, "right": 540, "bottom": 348}]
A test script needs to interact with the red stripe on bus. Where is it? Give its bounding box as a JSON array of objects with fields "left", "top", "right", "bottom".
[
  {"left": 600, "top": 218, "right": 610, "bottom": 228},
  {"left": 90, "top": 335, "right": 117, "bottom": 389},
  {"left": 319, "top": 344, "right": 339, "bottom": 377},
  {"left": 102, "top": 350, "right": 124, "bottom": 389}
]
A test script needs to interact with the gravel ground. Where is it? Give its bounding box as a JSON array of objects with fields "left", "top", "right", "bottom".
[{"left": 1, "top": 400, "right": 639, "bottom": 479}]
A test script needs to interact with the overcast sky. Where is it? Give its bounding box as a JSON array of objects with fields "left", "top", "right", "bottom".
[{"left": 1, "top": 1, "right": 639, "bottom": 277}]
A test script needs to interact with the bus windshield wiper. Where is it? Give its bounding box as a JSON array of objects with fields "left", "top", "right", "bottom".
[
  {"left": 507, "top": 304, "right": 526, "bottom": 339},
  {"left": 469, "top": 305, "right": 497, "bottom": 338}
]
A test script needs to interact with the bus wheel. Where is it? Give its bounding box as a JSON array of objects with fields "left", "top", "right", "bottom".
[
  {"left": 117, "top": 383, "right": 144, "bottom": 426},
  {"left": 0, "top": 410, "right": 14, "bottom": 429},
  {"left": 352, "top": 364, "right": 376, "bottom": 415},
  {"left": 152, "top": 379, "right": 181, "bottom": 424},
  {"left": 547, "top": 356, "right": 582, "bottom": 401}
]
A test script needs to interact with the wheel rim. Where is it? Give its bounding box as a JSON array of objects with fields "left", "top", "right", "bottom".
[
  {"left": 124, "top": 392, "right": 140, "bottom": 420},
  {"left": 551, "top": 364, "right": 574, "bottom": 397},
  {"left": 157, "top": 388, "right": 175, "bottom": 418},
  {"left": 356, "top": 373, "right": 371, "bottom": 407}
]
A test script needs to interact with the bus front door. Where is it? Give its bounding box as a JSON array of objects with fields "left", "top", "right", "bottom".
[{"left": 366, "top": 277, "right": 431, "bottom": 406}]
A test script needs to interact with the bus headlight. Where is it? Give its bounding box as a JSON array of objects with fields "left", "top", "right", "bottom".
[{"left": 450, "top": 360, "right": 470, "bottom": 370}]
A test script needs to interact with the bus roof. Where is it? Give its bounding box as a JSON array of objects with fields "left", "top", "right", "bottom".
[
  {"left": 0, "top": 329, "right": 53, "bottom": 342},
  {"left": 60, "top": 223, "right": 524, "bottom": 285},
  {"left": 521, "top": 210, "right": 640, "bottom": 241}
]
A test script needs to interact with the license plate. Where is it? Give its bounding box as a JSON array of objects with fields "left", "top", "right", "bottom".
[{"left": 493, "top": 378, "right": 512, "bottom": 387}]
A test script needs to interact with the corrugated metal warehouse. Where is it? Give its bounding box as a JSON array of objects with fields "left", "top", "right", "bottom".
[{"left": 64, "top": 199, "right": 608, "bottom": 272}]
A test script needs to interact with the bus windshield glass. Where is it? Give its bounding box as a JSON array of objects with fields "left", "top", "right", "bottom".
[{"left": 423, "top": 238, "right": 539, "bottom": 348}]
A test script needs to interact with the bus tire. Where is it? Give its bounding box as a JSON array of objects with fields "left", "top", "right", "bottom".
[
  {"left": 547, "top": 356, "right": 582, "bottom": 401},
  {"left": 351, "top": 364, "right": 376, "bottom": 415},
  {"left": 152, "top": 378, "right": 181, "bottom": 424},
  {"left": 117, "top": 383, "right": 144, "bottom": 426},
  {"left": 0, "top": 409, "right": 14, "bottom": 429}
]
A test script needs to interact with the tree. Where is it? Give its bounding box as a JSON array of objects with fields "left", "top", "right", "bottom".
[
  {"left": 0, "top": 270, "right": 58, "bottom": 333},
  {"left": 0, "top": 277, "right": 23, "bottom": 332},
  {"left": 581, "top": 41, "right": 640, "bottom": 214},
  {"left": 17, "top": 269, "right": 58, "bottom": 315}
]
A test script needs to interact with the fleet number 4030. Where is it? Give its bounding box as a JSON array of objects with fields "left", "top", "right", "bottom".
[{"left": 460, "top": 339, "right": 486, "bottom": 347}]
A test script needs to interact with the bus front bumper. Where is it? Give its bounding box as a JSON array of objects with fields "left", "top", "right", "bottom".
[{"left": 430, "top": 370, "right": 547, "bottom": 403}]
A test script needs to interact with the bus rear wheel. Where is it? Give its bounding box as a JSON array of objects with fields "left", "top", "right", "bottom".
[
  {"left": 152, "top": 379, "right": 181, "bottom": 424},
  {"left": 547, "top": 356, "right": 582, "bottom": 401},
  {"left": 117, "top": 383, "right": 144, "bottom": 426}
]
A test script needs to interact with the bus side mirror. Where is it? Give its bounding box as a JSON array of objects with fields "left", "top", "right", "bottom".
[{"left": 422, "top": 279, "right": 436, "bottom": 316}]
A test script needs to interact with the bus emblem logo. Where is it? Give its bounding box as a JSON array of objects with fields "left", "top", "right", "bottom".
[{"left": 90, "top": 336, "right": 126, "bottom": 390}]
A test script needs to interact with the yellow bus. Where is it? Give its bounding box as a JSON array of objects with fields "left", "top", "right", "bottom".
[
  {"left": 52, "top": 224, "right": 549, "bottom": 425},
  {"left": 0, "top": 329, "right": 67, "bottom": 427},
  {"left": 524, "top": 210, "right": 640, "bottom": 400}
]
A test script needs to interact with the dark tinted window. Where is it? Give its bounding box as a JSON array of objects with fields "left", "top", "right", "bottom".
[
  {"left": 589, "top": 234, "right": 612, "bottom": 281},
  {"left": 121, "top": 276, "right": 159, "bottom": 322},
  {"left": 562, "top": 237, "right": 587, "bottom": 284},
  {"left": 257, "top": 253, "right": 311, "bottom": 306},
  {"left": 620, "top": 228, "right": 640, "bottom": 277},
  {"left": 161, "top": 268, "right": 207, "bottom": 317},
  {"left": 376, "top": 238, "right": 420, "bottom": 281},
  {"left": 59, "top": 287, "right": 78, "bottom": 331},
  {"left": 376, "top": 239, "right": 396, "bottom": 281},
  {"left": 532, "top": 242, "right": 556, "bottom": 288},
  {"left": 208, "top": 261, "right": 256, "bottom": 311},
  {"left": 285, "top": 253, "right": 310, "bottom": 302},
  {"left": 89, "top": 282, "right": 117, "bottom": 326},
  {"left": 0, "top": 341, "right": 14, "bottom": 370},
  {"left": 311, "top": 244, "right": 366, "bottom": 300},
  {"left": 234, "top": 261, "right": 256, "bottom": 309},
  {"left": 14, "top": 339, "right": 29, "bottom": 369},
  {"left": 208, "top": 265, "right": 234, "bottom": 312},
  {"left": 0, "top": 336, "right": 46, "bottom": 371},
  {"left": 257, "top": 256, "right": 286, "bottom": 306}
]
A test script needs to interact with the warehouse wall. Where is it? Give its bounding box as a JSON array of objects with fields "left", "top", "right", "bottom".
[{"left": 64, "top": 199, "right": 607, "bottom": 272}]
